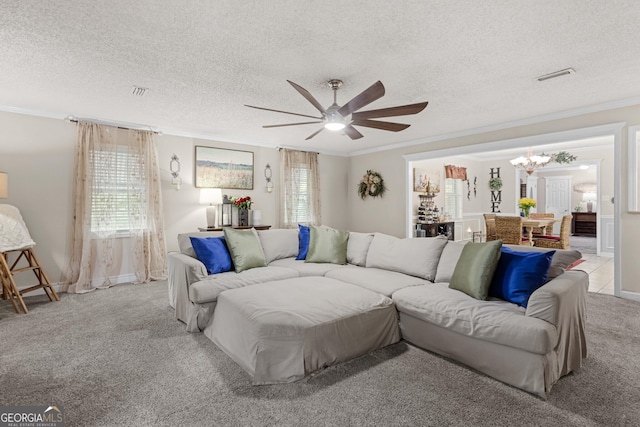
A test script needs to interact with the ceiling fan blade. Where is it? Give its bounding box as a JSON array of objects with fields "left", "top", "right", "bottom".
[
  {"left": 351, "top": 119, "right": 410, "bottom": 132},
  {"left": 343, "top": 125, "right": 364, "bottom": 140},
  {"left": 351, "top": 102, "right": 429, "bottom": 120},
  {"left": 287, "top": 80, "right": 326, "bottom": 114},
  {"left": 337, "top": 81, "right": 385, "bottom": 117},
  {"left": 305, "top": 127, "right": 325, "bottom": 140},
  {"left": 263, "top": 121, "right": 323, "bottom": 128},
  {"left": 245, "top": 104, "right": 322, "bottom": 120}
]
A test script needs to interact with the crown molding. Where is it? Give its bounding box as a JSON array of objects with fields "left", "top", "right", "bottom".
[{"left": 350, "top": 95, "right": 640, "bottom": 157}]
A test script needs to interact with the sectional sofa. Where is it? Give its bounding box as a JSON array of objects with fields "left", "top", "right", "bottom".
[{"left": 167, "top": 226, "right": 588, "bottom": 398}]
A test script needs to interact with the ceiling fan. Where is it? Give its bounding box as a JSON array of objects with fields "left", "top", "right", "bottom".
[{"left": 245, "top": 79, "right": 428, "bottom": 140}]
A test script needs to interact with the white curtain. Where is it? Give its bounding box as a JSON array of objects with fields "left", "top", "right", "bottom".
[
  {"left": 63, "top": 122, "right": 167, "bottom": 293},
  {"left": 280, "top": 149, "right": 321, "bottom": 228}
]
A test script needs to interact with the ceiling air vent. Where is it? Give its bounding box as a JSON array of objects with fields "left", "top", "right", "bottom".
[
  {"left": 131, "top": 86, "right": 148, "bottom": 96},
  {"left": 536, "top": 68, "right": 575, "bottom": 82}
]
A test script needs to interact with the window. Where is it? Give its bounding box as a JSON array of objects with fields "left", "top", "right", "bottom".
[
  {"left": 280, "top": 149, "right": 320, "bottom": 228},
  {"left": 444, "top": 178, "right": 463, "bottom": 219},
  {"left": 285, "top": 164, "right": 311, "bottom": 224},
  {"left": 90, "top": 146, "right": 146, "bottom": 233}
]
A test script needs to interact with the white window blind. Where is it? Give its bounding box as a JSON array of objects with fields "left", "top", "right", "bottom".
[
  {"left": 287, "top": 164, "right": 311, "bottom": 224},
  {"left": 90, "top": 146, "right": 145, "bottom": 233},
  {"left": 444, "top": 178, "right": 463, "bottom": 219}
]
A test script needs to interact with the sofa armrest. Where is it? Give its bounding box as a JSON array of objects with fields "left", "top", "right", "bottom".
[
  {"left": 526, "top": 270, "right": 588, "bottom": 326},
  {"left": 526, "top": 270, "right": 589, "bottom": 378},
  {"left": 167, "top": 252, "right": 208, "bottom": 322}
]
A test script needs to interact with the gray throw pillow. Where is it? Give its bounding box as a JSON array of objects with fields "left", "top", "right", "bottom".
[
  {"left": 449, "top": 240, "right": 502, "bottom": 300},
  {"left": 223, "top": 227, "right": 267, "bottom": 273},
  {"left": 305, "top": 225, "right": 349, "bottom": 264}
]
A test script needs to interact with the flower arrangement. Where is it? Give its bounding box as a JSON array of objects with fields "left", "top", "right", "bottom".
[
  {"left": 518, "top": 197, "right": 536, "bottom": 217},
  {"left": 358, "top": 170, "right": 386, "bottom": 200},
  {"left": 230, "top": 196, "right": 252, "bottom": 210}
]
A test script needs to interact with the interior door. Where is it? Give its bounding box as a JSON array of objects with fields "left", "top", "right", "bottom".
[
  {"left": 527, "top": 176, "right": 538, "bottom": 213},
  {"left": 545, "top": 176, "right": 571, "bottom": 233}
]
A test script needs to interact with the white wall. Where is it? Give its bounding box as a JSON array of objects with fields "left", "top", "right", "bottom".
[{"left": 0, "top": 110, "right": 349, "bottom": 284}]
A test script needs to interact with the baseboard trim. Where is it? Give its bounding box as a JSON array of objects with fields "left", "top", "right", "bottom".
[
  {"left": 19, "top": 273, "right": 137, "bottom": 296},
  {"left": 620, "top": 290, "right": 640, "bottom": 302}
]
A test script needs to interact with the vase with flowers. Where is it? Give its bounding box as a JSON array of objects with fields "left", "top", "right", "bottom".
[
  {"left": 231, "top": 196, "right": 253, "bottom": 226},
  {"left": 518, "top": 197, "right": 536, "bottom": 218}
]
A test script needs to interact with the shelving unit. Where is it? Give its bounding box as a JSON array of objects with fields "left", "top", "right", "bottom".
[{"left": 571, "top": 213, "right": 596, "bottom": 237}]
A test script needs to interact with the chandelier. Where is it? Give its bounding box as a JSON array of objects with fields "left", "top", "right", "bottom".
[{"left": 510, "top": 148, "right": 551, "bottom": 175}]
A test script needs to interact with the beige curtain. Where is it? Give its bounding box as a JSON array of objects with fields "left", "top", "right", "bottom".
[
  {"left": 63, "top": 122, "right": 167, "bottom": 293},
  {"left": 280, "top": 149, "right": 321, "bottom": 228}
]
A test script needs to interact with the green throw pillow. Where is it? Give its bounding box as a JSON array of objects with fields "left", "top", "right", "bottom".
[
  {"left": 449, "top": 240, "right": 502, "bottom": 300},
  {"left": 223, "top": 227, "right": 267, "bottom": 273},
  {"left": 305, "top": 225, "right": 349, "bottom": 264}
]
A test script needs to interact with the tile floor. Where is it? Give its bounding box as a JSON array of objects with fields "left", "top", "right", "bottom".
[{"left": 578, "top": 254, "right": 614, "bottom": 295}]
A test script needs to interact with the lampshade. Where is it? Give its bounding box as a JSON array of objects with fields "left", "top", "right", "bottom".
[
  {"left": 574, "top": 183, "right": 597, "bottom": 193},
  {"left": 582, "top": 192, "right": 597, "bottom": 202},
  {"left": 199, "top": 188, "right": 223, "bottom": 205},
  {"left": 0, "top": 172, "right": 7, "bottom": 199},
  {"left": 199, "top": 188, "right": 223, "bottom": 228}
]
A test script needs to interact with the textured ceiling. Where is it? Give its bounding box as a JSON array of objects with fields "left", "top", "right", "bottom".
[{"left": 1, "top": 1, "right": 640, "bottom": 155}]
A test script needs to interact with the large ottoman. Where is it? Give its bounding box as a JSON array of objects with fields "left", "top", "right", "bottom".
[{"left": 204, "top": 276, "right": 400, "bottom": 384}]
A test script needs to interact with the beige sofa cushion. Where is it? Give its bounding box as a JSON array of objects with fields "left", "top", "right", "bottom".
[
  {"left": 366, "top": 234, "right": 448, "bottom": 281},
  {"left": 268, "top": 258, "right": 348, "bottom": 277},
  {"left": 434, "top": 241, "right": 468, "bottom": 283},
  {"left": 257, "top": 229, "right": 299, "bottom": 264},
  {"left": 393, "top": 283, "right": 557, "bottom": 354},
  {"left": 326, "top": 266, "right": 430, "bottom": 297},
  {"left": 189, "top": 266, "right": 299, "bottom": 304},
  {"left": 347, "top": 232, "right": 374, "bottom": 266}
]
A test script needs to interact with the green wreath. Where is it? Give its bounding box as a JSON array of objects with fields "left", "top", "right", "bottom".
[{"left": 358, "top": 170, "right": 386, "bottom": 200}]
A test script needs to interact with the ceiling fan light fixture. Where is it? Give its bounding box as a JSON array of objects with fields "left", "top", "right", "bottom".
[{"left": 324, "top": 121, "right": 346, "bottom": 131}]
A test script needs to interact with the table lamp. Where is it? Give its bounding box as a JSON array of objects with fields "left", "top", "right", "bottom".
[
  {"left": 582, "top": 192, "right": 597, "bottom": 213},
  {"left": 199, "top": 188, "right": 223, "bottom": 228}
]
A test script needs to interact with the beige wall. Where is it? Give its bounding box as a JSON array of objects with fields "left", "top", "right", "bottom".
[
  {"left": 347, "top": 104, "right": 640, "bottom": 294},
  {"left": 0, "top": 110, "right": 349, "bottom": 283}
]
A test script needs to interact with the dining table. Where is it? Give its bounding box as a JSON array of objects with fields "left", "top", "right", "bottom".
[{"left": 522, "top": 217, "right": 562, "bottom": 244}]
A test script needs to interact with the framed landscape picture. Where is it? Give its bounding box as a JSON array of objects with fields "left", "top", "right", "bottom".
[{"left": 195, "top": 146, "right": 254, "bottom": 189}]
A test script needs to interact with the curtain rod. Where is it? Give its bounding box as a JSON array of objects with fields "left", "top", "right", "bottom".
[
  {"left": 64, "top": 115, "right": 162, "bottom": 135},
  {"left": 276, "top": 146, "right": 319, "bottom": 155}
]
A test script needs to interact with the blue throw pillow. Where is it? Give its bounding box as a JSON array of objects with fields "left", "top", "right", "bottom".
[
  {"left": 489, "top": 247, "right": 555, "bottom": 308},
  {"left": 296, "top": 224, "right": 310, "bottom": 260},
  {"left": 190, "top": 236, "right": 233, "bottom": 275}
]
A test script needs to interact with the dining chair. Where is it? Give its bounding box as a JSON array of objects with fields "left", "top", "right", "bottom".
[
  {"left": 483, "top": 213, "right": 497, "bottom": 241},
  {"left": 529, "top": 212, "right": 554, "bottom": 235},
  {"left": 533, "top": 215, "right": 573, "bottom": 250},
  {"left": 495, "top": 215, "right": 530, "bottom": 245}
]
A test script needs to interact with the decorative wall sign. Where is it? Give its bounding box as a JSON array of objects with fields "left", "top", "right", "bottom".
[
  {"left": 490, "top": 168, "right": 502, "bottom": 213},
  {"left": 195, "top": 146, "right": 254, "bottom": 189}
]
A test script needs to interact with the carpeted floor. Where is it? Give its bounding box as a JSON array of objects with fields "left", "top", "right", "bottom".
[
  {"left": 1, "top": 281, "right": 639, "bottom": 426},
  {"left": 570, "top": 235, "right": 597, "bottom": 255}
]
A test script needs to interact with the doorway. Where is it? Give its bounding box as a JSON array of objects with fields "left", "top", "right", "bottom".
[
  {"left": 404, "top": 123, "right": 622, "bottom": 297},
  {"left": 545, "top": 176, "right": 572, "bottom": 234}
]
